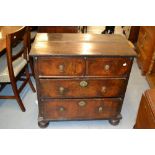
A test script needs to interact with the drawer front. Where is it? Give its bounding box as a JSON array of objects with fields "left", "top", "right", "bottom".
[
  {"left": 41, "top": 98, "right": 122, "bottom": 120},
  {"left": 39, "top": 78, "right": 127, "bottom": 98},
  {"left": 86, "top": 58, "right": 132, "bottom": 77},
  {"left": 37, "top": 57, "right": 85, "bottom": 76}
]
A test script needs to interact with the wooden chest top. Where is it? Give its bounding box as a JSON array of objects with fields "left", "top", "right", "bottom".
[
  {"left": 35, "top": 33, "right": 128, "bottom": 42},
  {"left": 30, "top": 33, "right": 136, "bottom": 57}
]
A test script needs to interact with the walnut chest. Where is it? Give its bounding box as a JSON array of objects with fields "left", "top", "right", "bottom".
[{"left": 30, "top": 33, "right": 136, "bottom": 128}]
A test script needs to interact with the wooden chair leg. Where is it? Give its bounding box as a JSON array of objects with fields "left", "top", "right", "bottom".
[
  {"left": 29, "top": 57, "right": 35, "bottom": 78},
  {"left": 11, "top": 82, "right": 26, "bottom": 112},
  {"left": 15, "top": 93, "right": 26, "bottom": 112},
  {"left": 25, "top": 66, "right": 36, "bottom": 93}
]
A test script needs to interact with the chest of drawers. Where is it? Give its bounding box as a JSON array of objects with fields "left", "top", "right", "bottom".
[{"left": 30, "top": 33, "right": 136, "bottom": 128}]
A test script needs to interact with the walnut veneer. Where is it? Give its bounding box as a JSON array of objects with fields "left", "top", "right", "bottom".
[{"left": 30, "top": 33, "right": 136, "bottom": 128}]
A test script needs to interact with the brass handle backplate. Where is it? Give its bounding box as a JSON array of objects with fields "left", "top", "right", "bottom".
[
  {"left": 101, "top": 86, "right": 106, "bottom": 93},
  {"left": 59, "top": 64, "right": 64, "bottom": 73},
  {"left": 98, "top": 106, "right": 103, "bottom": 112},
  {"left": 59, "top": 87, "right": 65, "bottom": 95},
  {"left": 59, "top": 107, "right": 65, "bottom": 112},
  {"left": 78, "top": 101, "right": 86, "bottom": 107},
  {"left": 104, "top": 64, "right": 110, "bottom": 71},
  {"left": 80, "top": 81, "right": 88, "bottom": 87}
]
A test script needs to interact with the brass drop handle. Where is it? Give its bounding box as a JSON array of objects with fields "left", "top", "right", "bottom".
[
  {"left": 59, "top": 64, "right": 64, "bottom": 72},
  {"left": 98, "top": 106, "right": 103, "bottom": 112},
  {"left": 80, "top": 80, "right": 88, "bottom": 87},
  {"left": 78, "top": 101, "right": 86, "bottom": 107},
  {"left": 101, "top": 86, "right": 106, "bottom": 93},
  {"left": 59, "top": 107, "right": 65, "bottom": 112},
  {"left": 59, "top": 87, "right": 65, "bottom": 95},
  {"left": 104, "top": 64, "right": 110, "bottom": 71}
]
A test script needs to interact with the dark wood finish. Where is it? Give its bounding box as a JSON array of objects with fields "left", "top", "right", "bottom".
[
  {"left": 136, "top": 26, "right": 155, "bottom": 75},
  {"left": 128, "top": 26, "right": 140, "bottom": 44},
  {"left": 86, "top": 57, "right": 132, "bottom": 77},
  {"left": 38, "top": 26, "right": 79, "bottom": 33},
  {"left": 31, "top": 33, "right": 136, "bottom": 57},
  {"left": 39, "top": 78, "right": 127, "bottom": 98},
  {"left": 27, "top": 26, "right": 35, "bottom": 77},
  {"left": 37, "top": 57, "right": 132, "bottom": 78},
  {"left": 30, "top": 41, "right": 136, "bottom": 57},
  {"left": 37, "top": 57, "right": 85, "bottom": 77},
  {"left": 0, "top": 26, "right": 36, "bottom": 112},
  {"left": 30, "top": 33, "right": 136, "bottom": 128},
  {"left": 134, "top": 89, "right": 155, "bottom": 129},
  {"left": 35, "top": 33, "right": 128, "bottom": 43},
  {"left": 41, "top": 98, "right": 122, "bottom": 120}
]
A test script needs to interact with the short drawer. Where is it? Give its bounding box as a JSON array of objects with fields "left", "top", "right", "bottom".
[
  {"left": 39, "top": 78, "right": 127, "bottom": 98},
  {"left": 37, "top": 57, "right": 85, "bottom": 77},
  {"left": 41, "top": 98, "right": 122, "bottom": 120},
  {"left": 86, "top": 58, "right": 132, "bottom": 77}
]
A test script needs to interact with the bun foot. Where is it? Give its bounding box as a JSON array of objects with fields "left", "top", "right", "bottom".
[
  {"left": 109, "top": 114, "right": 122, "bottom": 126},
  {"left": 38, "top": 121, "right": 49, "bottom": 128},
  {"left": 109, "top": 119, "right": 120, "bottom": 126}
]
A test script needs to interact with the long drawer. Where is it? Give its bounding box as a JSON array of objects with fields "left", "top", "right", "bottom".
[
  {"left": 37, "top": 57, "right": 132, "bottom": 77},
  {"left": 41, "top": 98, "right": 122, "bottom": 120},
  {"left": 39, "top": 78, "right": 127, "bottom": 98}
]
